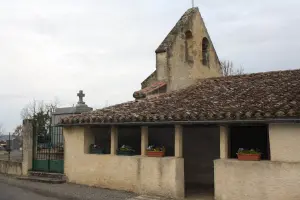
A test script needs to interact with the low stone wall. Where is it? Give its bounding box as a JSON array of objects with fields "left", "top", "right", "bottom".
[
  {"left": 64, "top": 127, "right": 185, "bottom": 199},
  {"left": 214, "top": 159, "right": 300, "bottom": 200},
  {"left": 0, "top": 160, "right": 22, "bottom": 175},
  {"left": 65, "top": 155, "right": 184, "bottom": 198}
]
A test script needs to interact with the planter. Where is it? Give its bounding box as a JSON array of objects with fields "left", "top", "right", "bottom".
[
  {"left": 146, "top": 151, "right": 165, "bottom": 157},
  {"left": 117, "top": 151, "right": 135, "bottom": 156},
  {"left": 90, "top": 148, "right": 104, "bottom": 154},
  {"left": 237, "top": 153, "right": 261, "bottom": 161}
]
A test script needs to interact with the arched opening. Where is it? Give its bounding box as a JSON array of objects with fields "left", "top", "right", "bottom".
[
  {"left": 185, "top": 30, "right": 193, "bottom": 63},
  {"left": 185, "top": 30, "right": 193, "bottom": 39},
  {"left": 202, "top": 37, "right": 209, "bottom": 66}
]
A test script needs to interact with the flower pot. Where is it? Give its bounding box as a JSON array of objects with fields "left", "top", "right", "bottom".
[
  {"left": 237, "top": 153, "right": 261, "bottom": 161},
  {"left": 90, "top": 148, "right": 104, "bottom": 154},
  {"left": 146, "top": 151, "right": 165, "bottom": 157},
  {"left": 117, "top": 151, "right": 135, "bottom": 156}
]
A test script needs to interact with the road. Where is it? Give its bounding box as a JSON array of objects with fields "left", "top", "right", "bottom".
[
  {"left": 0, "top": 150, "right": 22, "bottom": 161},
  {"left": 0, "top": 174, "right": 137, "bottom": 200},
  {"left": 0, "top": 182, "right": 60, "bottom": 200}
]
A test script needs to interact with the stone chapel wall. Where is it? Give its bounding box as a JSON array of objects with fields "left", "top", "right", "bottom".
[{"left": 167, "top": 11, "right": 221, "bottom": 91}]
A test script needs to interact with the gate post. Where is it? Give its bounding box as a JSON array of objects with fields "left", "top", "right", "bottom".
[{"left": 22, "top": 119, "right": 34, "bottom": 176}]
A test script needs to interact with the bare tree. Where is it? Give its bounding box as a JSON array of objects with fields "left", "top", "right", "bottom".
[
  {"left": 20, "top": 99, "right": 59, "bottom": 138},
  {"left": 12, "top": 125, "right": 23, "bottom": 147},
  {"left": 0, "top": 124, "right": 4, "bottom": 136},
  {"left": 221, "top": 60, "right": 244, "bottom": 76},
  {"left": 21, "top": 99, "right": 59, "bottom": 120}
]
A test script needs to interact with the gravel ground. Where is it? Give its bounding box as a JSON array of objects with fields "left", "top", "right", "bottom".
[{"left": 0, "top": 174, "right": 137, "bottom": 200}]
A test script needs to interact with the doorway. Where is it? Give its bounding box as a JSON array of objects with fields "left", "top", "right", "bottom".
[{"left": 183, "top": 125, "right": 220, "bottom": 199}]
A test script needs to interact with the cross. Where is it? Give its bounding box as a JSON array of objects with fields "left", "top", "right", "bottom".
[
  {"left": 77, "top": 90, "right": 85, "bottom": 104},
  {"left": 192, "top": 0, "right": 194, "bottom": 8}
]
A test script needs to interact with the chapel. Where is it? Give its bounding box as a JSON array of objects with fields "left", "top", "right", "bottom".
[
  {"left": 133, "top": 7, "right": 221, "bottom": 99},
  {"left": 59, "top": 7, "right": 300, "bottom": 200}
]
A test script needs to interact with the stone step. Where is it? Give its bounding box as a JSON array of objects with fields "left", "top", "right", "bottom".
[
  {"left": 17, "top": 176, "right": 66, "bottom": 184},
  {"left": 28, "top": 171, "right": 65, "bottom": 180}
]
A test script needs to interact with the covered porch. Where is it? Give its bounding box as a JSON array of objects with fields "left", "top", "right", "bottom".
[{"left": 63, "top": 123, "right": 221, "bottom": 199}]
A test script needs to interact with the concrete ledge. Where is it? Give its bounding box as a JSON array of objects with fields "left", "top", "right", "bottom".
[
  {"left": 0, "top": 160, "right": 22, "bottom": 175},
  {"left": 66, "top": 155, "right": 185, "bottom": 199},
  {"left": 214, "top": 159, "right": 300, "bottom": 200}
]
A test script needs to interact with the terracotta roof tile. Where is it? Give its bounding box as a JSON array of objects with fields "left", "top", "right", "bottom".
[
  {"left": 61, "top": 69, "right": 300, "bottom": 125},
  {"left": 133, "top": 81, "right": 166, "bottom": 99}
]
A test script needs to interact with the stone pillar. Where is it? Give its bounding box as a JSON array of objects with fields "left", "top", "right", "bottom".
[
  {"left": 22, "top": 119, "right": 33, "bottom": 176},
  {"left": 84, "top": 127, "right": 94, "bottom": 154},
  {"left": 220, "top": 126, "right": 229, "bottom": 159},
  {"left": 111, "top": 126, "right": 118, "bottom": 155},
  {"left": 175, "top": 125, "right": 183, "bottom": 158},
  {"left": 141, "top": 126, "right": 149, "bottom": 156}
]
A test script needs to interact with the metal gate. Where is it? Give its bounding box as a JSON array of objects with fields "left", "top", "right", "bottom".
[{"left": 32, "top": 125, "right": 64, "bottom": 173}]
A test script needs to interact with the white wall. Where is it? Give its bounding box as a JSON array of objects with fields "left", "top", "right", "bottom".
[
  {"left": 63, "top": 127, "right": 185, "bottom": 199},
  {"left": 269, "top": 124, "right": 300, "bottom": 162},
  {"left": 215, "top": 159, "right": 300, "bottom": 200}
]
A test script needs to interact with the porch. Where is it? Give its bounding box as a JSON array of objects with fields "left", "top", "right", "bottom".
[{"left": 63, "top": 124, "right": 220, "bottom": 199}]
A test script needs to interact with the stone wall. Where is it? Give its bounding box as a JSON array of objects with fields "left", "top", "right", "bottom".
[
  {"left": 215, "top": 159, "right": 300, "bottom": 200},
  {"left": 156, "top": 52, "right": 168, "bottom": 83},
  {"left": 63, "top": 127, "right": 184, "bottom": 199},
  {"left": 167, "top": 11, "right": 221, "bottom": 92},
  {"left": 269, "top": 124, "right": 300, "bottom": 162},
  {"left": 0, "top": 160, "right": 22, "bottom": 175},
  {"left": 141, "top": 71, "right": 157, "bottom": 89}
]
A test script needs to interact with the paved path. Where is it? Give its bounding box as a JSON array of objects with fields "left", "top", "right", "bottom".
[
  {"left": 0, "top": 182, "right": 61, "bottom": 200},
  {"left": 0, "top": 174, "right": 137, "bottom": 200},
  {"left": 0, "top": 174, "right": 213, "bottom": 200}
]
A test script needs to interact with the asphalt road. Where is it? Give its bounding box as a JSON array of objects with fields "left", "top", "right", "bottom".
[
  {"left": 0, "top": 182, "right": 60, "bottom": 200},
  {"left": 0, "top": 150, "right": 22, "bottom": 161}
]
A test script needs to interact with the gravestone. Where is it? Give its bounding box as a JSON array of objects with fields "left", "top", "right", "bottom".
[
  {"left": 52, "top": 90, "right": 93, "bottom": 125},
  {"left": 51, "top": 90, "right": 93, "bottom": 147}
]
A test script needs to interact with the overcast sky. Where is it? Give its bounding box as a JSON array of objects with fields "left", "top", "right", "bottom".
[{"left": 0, "top": 0, "right": 300, "bottom": 132}]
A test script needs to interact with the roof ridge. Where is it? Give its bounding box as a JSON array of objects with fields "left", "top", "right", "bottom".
[{"left": 198, "top": 68, "right": 300, "bottom": 82}]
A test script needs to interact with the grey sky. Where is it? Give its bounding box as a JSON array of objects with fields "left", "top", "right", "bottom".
[{"left": 0, "top": 0, "right": 299, "bottom": 132}]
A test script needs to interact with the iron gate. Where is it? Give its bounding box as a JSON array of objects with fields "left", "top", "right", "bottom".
[{"left": 32, "top": 125, "right": 64, "bottom": 173}]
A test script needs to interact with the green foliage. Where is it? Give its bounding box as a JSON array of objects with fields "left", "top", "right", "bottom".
[
  {"left": 21, "top": 100, "right": 58, "bottom": 137},
  {"left": 237, "top": 148, "right": 261, "bottom": 155},
  {"left": 118, "top": 145, "right": 135, "bottom": 152},
  {"left": 147, "top": 145, "right": 165, "bottom": 152}
]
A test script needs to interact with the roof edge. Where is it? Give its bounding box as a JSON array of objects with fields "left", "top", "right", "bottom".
[{"left": 57, "top": 118, "right": 300, "bottom": 127}]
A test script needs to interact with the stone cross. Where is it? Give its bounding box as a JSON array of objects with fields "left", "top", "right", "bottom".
[{"left": 77, "top": 90, "right": 85, "bottom": 104}]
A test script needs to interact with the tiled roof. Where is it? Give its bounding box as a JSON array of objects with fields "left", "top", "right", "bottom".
[
  {"left": 60, "top": 69, "right": 300, "bottom": 125},
  {"left": 133, "top": 81, "right": 167, "bottom": 99},
  {"left": 155, "top": 7, "right": 198, "bottom": 53}
]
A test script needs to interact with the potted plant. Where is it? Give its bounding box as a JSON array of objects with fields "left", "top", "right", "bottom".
[
  {"left": 146, "top": 145, "right": 165, "bottom": 157},
  {"left": 90, "top": 144, "right": 104, "bottom": 154},
  {"left": 237, "top": 148, "right": 261, "bottom": 161},
  {"left": 117, "top": 145, "right": 135, "bottom": 156}
]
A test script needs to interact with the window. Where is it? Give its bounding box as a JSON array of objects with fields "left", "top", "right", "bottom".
[
  {"left": 229, "top": 125, "right": 270, "bottom": 160},
  {"left": 185, "top": 30, "right": 194, "bottom": 63},
  {"left": 148, "top": 126, "right": 174, "bottom": 157},
  {"left": 202, "top": 37, "right": 209, "bottom": 66},
  {"left": 93, "top": 127, "right": 111, "bottom": 154},
  {"left": 118, "top": 126, "right": 141, "bottom": 155}
]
